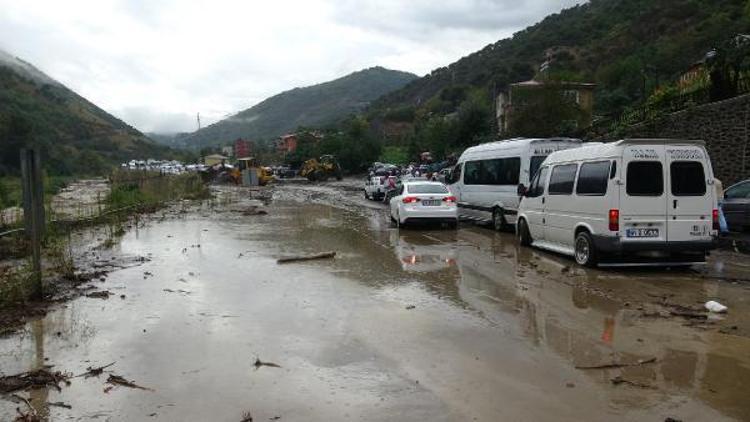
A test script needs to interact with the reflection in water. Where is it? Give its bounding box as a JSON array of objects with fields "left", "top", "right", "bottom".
[
  {"left": 444, "top": 228, "right": 750, "bottom": 420},
  {"left": 29, "top": 319, "right": 49, "bottom": 421}
]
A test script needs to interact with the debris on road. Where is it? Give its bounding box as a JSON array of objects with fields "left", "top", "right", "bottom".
[
  {"left": 277, "top": 251, "right": 336, "bottom": 264},
  {"left": 12, "top": 394, "right": 38, "bottom": 422},
  {"left": 242, "top": 206, "right": 268, "bottom": 216},
  {"left": 253, "top": 357, "right": 282, "bottom": 369},
  {"left": 163, "top": 288, "right": 192, "bottom": 295},
  {"left": 77, "top": 362, "right": 116, "bottom": 378},
  {"left": 240, "top": 410, "right": 254, "bottom": 421},
  {"left": 705, "top": 300, "right": 728, "bottom": 313},
  {"left": 575, "top": 357, "right": 656, "bottom": 370},
  {"left": 106, "top": 374, "right": 153, "bottom": 391},
  {"left": 0, "top": 368, "right": 71, "bottom": 393},
  {"left": 405, "top": 305, "right": 416, "bottom": 310},
  {"left": 86, "top": 290, "right": 111, "bottom": 299},
  {"left": 47, "top": 401, "right": 72, "bottom": 409},
  {"left": 610, "top": 376, "right": 655, "bottom": 389}
]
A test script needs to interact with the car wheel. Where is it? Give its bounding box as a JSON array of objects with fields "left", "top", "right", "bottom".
[
  {"left": 574, "top": 232, "right": 598, "bottom": 267},
  {"left": 518, "top": 218, "right": 532, "bottom": 247},
  {"left": 364, "top": 190, "right": 370, "bottom": 200},
  {"left": 492, "top": 208, "right": 507, "bottom": 232}
]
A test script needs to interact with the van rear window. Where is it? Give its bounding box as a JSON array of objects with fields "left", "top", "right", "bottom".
[
  {"left": 627, "top": 162, "right": 663, "bottom": 196},
  {"left": 671, "top": 161, "right": 706, "bottom": 196}
]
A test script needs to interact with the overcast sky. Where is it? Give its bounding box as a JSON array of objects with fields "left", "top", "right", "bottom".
[{"left": 0, "top": 0, "right": 581, "bottom": 133}]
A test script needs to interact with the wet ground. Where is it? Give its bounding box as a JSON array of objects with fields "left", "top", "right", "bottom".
[{"left": 1, "top": 179, "right": 750, "bottom": 421}]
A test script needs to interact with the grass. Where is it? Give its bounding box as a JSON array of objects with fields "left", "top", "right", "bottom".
[
  {"left": 106, "top": 170, "right": 209, "bottom": 210},
  {"left": 0, "top": 175, "right": 75, "bottom": 209}
]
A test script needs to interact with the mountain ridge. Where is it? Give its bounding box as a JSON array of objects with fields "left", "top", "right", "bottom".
[{"left": 175, "top": 66, "right": 418, "bottom": 148}]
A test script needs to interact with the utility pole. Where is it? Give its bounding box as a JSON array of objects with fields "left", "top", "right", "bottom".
[
  {"left": 197, "top": 113, "right": 202, "bottom": 131},
  {"left": 20, "top": 148, "right": 45, "bottom": 299}
]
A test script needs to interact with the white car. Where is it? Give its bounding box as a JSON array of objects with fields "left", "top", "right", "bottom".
[{"left": 389, "top": 181, "right": 458, "bottom": 228}]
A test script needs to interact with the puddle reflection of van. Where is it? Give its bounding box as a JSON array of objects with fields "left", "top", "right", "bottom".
[
  {"left": 516, "top": 139, "right": 718, "bottom": 267},
  {"left": 447, "top": 138, "right": 583, "bottom": 230}
]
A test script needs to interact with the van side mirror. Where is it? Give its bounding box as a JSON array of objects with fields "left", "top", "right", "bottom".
[{"left": 517, "top": 184, "right": 527, "bottom": 197}]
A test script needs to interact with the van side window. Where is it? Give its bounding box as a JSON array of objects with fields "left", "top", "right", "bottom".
[
  {"left": 627, "top": 162, "right": 663, "bottom": 196},
  {"left": 609, "top": 161, "right": 617, "bottom": 179},
  {"left": 527, "top": 167, "right": 548, "bottom": 198},
  {"left": 465, "top": 161, "right": 481, "bottom": 184},
  {"left": 576, "top": 161, "right": 610, "bottom": 196},
  {"left": 671, "top": 161, "right": 706, "bottom": 196},
  {"left": 464, "top": 158, "right": 521, "bottom": 185},
  {"left": 548, "top": 164, "right": 577, "bottom": 195}
]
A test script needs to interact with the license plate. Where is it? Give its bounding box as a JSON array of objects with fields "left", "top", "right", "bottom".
[
  {"left": 422, "top": 200, "right": 441, "bottom": 206},
  {"left": 626, "top": 228, "right": 659, "bottom": 238}
]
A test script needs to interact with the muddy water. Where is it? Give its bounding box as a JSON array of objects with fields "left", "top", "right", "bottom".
[{"left": 1, "top": 181, "right": 749, "bottom": 421}]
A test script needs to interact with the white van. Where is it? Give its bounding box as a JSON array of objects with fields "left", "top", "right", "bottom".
[
  {"left": 447, "top": 138, "right": 583, "bottom": 230},
  {"left": 516, "top": 139, "right": 718, "bottom": 266}
]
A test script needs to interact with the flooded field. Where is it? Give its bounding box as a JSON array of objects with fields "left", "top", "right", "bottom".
[{"left": 1, "top": 180, "right": 749, "bottom": 421}]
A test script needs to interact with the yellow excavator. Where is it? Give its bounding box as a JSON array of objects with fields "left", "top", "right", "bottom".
[
  {"left": 231, "top": 157, "right": 274, "bottom": 186},
  {"left": 299, "top": 155, "right": 343, "bottom": 182}
]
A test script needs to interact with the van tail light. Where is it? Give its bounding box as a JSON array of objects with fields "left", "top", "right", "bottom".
[
  {"left": 402, "top": 196, "right": 420, "bottom": 204},
  {"left": 443, "top": 196, "right": 457, "bottom": 203},
  {"left": 608, "top": 209, "right": 620, "bottom": 232},
  {"left": 713, "top": 209, "right": 719, "bottom": 231}
]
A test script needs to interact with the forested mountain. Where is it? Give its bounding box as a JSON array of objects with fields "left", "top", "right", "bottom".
[
  {"left": 0, "top": 49, "right": 169, "bottom": 175},
  {"left": 372, "top": 0, "right": 750, "bottom": 117},
  {"left": 178, "top": 67, "right": 418, "bottom": 148}
]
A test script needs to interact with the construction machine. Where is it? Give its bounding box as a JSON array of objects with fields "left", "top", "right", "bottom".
[
  {"left": 231, "top": 157, "right": 274, "bottom": 186},
  {"left": 299, "top": 155, "right": 343, "bottom": 182}
]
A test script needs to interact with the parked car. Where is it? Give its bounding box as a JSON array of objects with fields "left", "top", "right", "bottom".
[
  {"left": 722, "top": 179, "right": 750, "bottom": 231},
  {"left": 364, "top": 175, "right": 387, "bottom": 200},
  {"left": 389, "top": 181, "right": 458, "bottom": 228},
  {"left": 447, "top": 137, "right": 583, "bottom": 230},
  {"left": 516, "top": 139, "right": 718, "bottom": 267}
]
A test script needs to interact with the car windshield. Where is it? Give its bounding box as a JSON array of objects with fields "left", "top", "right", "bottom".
[{"left": 407, "top": 184, "right": 448, "bottom": 194}]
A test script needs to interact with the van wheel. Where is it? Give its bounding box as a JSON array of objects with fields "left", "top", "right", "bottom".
[
  {"left": 364, "top": 190, "right": 370, "bottom": 200},
  {"left": 574, "top": 232, "right": 598, "bottom": 267},
  {"left": 518, "top": 219, "right": 532, "bottom": 247},
  {"left": 492, "top": 208, "right": 507, "bottom": 232}
]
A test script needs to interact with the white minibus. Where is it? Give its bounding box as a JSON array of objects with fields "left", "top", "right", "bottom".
[
  {"left": 516, "top": 139, "right": 718, "bottom": 266},
  {"left": 447, "top": 138, "right": 583, "bottom": 230}
]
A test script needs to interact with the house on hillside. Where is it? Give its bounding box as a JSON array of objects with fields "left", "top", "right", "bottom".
[
  {"left": 276, "top": 134, "right": 298, "bottom": 154},
  {"left": 496, "top": 79, "right": 596, "bottom": 135},
  {"left": 234, "top": 138, "right": 253, "bottom": 158},
  {"left": 221, "top": 146, "right": 234, "bottom": 158}
]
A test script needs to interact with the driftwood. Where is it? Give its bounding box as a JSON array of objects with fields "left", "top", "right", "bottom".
[
  {"left": 75, "top": 362, "right": 115, "bottom": 378},
  {"left": 106, "top": 374, "right": 153, "bottom": 391},
  {"left": 253, "top": 357, "right": 281, "bottom": 369},
  {"left": 276, "top": 252, "right": 335, "bottom": 264},
  {"left": 0, "top": 369, "right": 70, "bottom": 394},
  {"left": 610, "top": 376, "right": 655, "bottom": 389},
  {"left": 575, "top": 357, "right": 657, "bottom": 370}
]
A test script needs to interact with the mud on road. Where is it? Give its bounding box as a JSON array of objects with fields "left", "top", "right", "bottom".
[{"left": 1, "top": 178, "right": 750, "bottom": 421}]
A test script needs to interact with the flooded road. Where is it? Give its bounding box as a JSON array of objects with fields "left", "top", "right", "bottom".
[{"left": 2, "top": 180, "right": 750, "bottom": 421}]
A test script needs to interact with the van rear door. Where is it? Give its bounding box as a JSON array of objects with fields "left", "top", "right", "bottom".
[
  {"left": 665, "top": 146, "right": 713, "bottom": 243},
  {"left": 620, "top": 145, "right": 667, "bottom": 243}
]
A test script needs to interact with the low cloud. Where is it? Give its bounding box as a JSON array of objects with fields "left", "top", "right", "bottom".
[{"left": 0, "top": 0, "right": 583, "bottom": 133}]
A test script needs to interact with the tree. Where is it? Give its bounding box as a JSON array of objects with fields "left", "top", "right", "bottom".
[
  {"left": 508, "top": 83, "right": 584, "bottom": 138},
  {"left": 0, "top": 114, "right": 34, "bottom": 176}
]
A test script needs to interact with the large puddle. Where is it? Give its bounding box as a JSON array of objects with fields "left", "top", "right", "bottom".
[{"left": 1, "top": 182, "right": 749, "bottom": 421}]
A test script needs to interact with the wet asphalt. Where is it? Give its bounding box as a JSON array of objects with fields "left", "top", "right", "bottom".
[{"left": 1, "top": 179, "right": 750, "bottom": 421}]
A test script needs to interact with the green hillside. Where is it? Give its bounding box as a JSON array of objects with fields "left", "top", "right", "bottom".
[
  {"left": 372, "top": 0, "right": 750, "bottom": 118},
  {"left": 178, "top": 66, "right": 418, "bottom": 148},
  {"left": 0, "top": 50, "right": 171, "bottom": 176}
]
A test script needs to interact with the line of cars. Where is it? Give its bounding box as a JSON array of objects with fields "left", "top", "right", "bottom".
[{"left": 369, "top": 137, "right": 721, "bottom": 267}]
